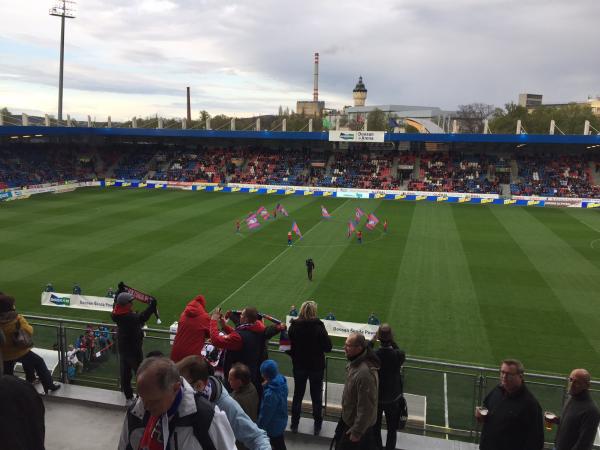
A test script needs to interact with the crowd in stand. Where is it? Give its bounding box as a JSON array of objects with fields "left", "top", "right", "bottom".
[
  {"left": 407, "top": 152, "right": 502, "bottom": 194},
  {"left": 2, "top": 289, "right": 600, "bottom": 449},
  {"left": 3, "top": 144, "right": 600, "bottom": 198},
  {"left": 511, "top": 154, "right": 600, "bottom": 198},
  {"left": 0, "top": 145, "right": 98, "bottom": 188}
]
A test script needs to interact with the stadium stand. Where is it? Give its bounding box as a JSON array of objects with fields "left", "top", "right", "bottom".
[{"left": 3, "top": 143, "right": 600, "bottom": 198}]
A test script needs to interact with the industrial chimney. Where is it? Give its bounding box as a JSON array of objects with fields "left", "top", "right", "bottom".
[{"left": 313, "top": 52, "right": 319, "bottom": 102}]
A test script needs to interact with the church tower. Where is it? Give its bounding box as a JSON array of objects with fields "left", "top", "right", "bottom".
[{"left": 352, "top": 76, "right": 367, "bottom": 107}]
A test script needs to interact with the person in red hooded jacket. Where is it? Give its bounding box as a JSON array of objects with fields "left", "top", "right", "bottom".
[{"left": 170, "top": 294, "right": 210, "bottom": 363}]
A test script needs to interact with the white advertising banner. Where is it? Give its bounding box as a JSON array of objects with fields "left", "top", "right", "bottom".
[
  {"left": 329, "top": 130, "right": 386, "bottom": 143},
  {"left": 41, "top": 292, "right": 114, "bottom": 312},
  {"left": 286, "top": 316, "right": 379, "bottom": 339}
]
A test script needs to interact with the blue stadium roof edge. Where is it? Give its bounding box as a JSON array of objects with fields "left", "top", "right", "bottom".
[{"left": 1, "top": 125, "right": 600, "bottom": 145}]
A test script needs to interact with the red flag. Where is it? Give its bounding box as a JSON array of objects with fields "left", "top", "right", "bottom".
[
  {"left": 291, "top": 222, "right": 302, "bottom": 238},
  {"left": 366, "top": 213, "right": 379, "bottom": 230},
  {"left": 347, "top": 221, "right": 355, "bottom": 238}
]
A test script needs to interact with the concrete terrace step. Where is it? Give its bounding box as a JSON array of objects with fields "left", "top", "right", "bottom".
[{"left": 36, "top": 382, "right": 476, "bottom": 449}]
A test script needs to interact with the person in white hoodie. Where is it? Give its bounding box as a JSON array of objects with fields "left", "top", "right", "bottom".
[
  {"left": 118, "top": 356, "right": 236, "bottom": 450},
  {"left": 177, "top": 355, "right": 271, "bottom": 450}
]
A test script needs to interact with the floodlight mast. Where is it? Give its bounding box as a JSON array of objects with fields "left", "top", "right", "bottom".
[{"left": 50, "top": 0, "right": 76, "bottom": 123}]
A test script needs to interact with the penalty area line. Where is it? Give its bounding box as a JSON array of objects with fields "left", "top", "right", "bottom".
[{"left": 215, "top": 199, "right": 350, "bottom": 310}]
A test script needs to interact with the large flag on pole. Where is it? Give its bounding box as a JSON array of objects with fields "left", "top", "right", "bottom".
[
  {"left": 277, "top": 203, "right": 289, "bottom": 216},
  {"left": 347, "top": 221, "right": 355, "bottom": 238},
  {"left": 355, "top": 207, "right": 365, "bottom": 223},
  {"left": 291, "top": 222, "right": 302, "bottom": 238},
  {"left": 246, "top": 214, "right": 260, "bottom": 229},
  {"left": 366, "top": 213, "right": 380, "bottom": 230},
  {"left": 321, "top": 205, "right": 331, "bottom": 219}
]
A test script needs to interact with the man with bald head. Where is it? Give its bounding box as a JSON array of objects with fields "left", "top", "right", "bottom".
[
  {"left": 553, "top": 368, "right": 600, "bottom": 450},
  {"left": 335, "top": 332, "right": 380, "bottom": 450},
  {"left": 118, "top": 356, "right": 236, "bottom": 450}
]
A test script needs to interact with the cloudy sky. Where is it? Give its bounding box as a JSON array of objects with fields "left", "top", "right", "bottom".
[{"left": 1, "top": 0, "right": 599, "bottom": 120}]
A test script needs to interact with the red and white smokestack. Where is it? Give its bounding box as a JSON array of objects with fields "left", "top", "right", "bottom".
[{"left": 313, "top": 52, "right": 319, "bottom": 102}]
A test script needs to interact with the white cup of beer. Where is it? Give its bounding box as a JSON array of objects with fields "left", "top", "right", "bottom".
[
  {"left": 475, "top": 406, "right": 488, "bottom": 422},
  {"left": 544, "top": 412, "right": 556, "bottom": 431}
]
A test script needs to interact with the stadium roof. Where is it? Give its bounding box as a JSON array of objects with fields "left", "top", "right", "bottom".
[{"left": 1, "top": 125, "right": 600, "bottom": 146}]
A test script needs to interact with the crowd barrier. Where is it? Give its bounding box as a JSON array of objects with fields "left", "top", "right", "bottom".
[
  {"left": 4, "top": 178, "right": 600, "bottom": 209},
  {"left": 21, "top": 314, "right": 600, "bottom": 446},
  {"left": 101, "top": 178, "right": 600, "bottom": 209}
]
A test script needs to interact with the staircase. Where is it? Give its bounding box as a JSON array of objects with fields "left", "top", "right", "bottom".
[
  {"left": 413, "top": 157, "right": 421, "bottom": 180},
  {"left": 510, "top": 159, "right": 519, "bottom": 183},
  {"left": 589, "top": 161, "right": 600, "bottom": 186}
]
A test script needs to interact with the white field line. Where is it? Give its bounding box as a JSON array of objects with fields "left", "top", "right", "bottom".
[
  {"left": 215, "top": 199, "right": 350, "bottom": 310},
  {"left": 444, "top": 372, "right": 449, "bottom": 435}
]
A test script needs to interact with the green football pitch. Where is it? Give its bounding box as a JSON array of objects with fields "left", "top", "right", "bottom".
[{"left": 2, "top": 187, "right": 600, "bottom": 376}]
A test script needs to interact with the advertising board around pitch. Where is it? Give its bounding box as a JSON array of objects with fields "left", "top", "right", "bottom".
[{"left": 41, "top": 291, "right": 114, "bottom": 312}]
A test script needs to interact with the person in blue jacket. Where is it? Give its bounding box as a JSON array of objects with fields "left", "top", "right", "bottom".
[
  {"left": 258, "top": 359, "right": 289, "bottom": 450},
  {"left": 176, "top": 355, "right": 271, "bottom": 450}
]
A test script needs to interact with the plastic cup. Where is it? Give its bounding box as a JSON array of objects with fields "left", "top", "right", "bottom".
[
  {"left": 544, "top": 412, "right": 556, "bottom": 431},
  {"left": 476, "top": 406, "right": 488, "bottom": 422}
]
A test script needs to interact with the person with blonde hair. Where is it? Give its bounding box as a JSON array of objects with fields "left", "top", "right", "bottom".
[{"left": 288, "top": 300, "right": 332, "bottom": 435}]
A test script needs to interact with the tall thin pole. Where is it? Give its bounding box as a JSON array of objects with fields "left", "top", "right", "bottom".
[
  {"left": 186, "top": 87, "right": 192, "bottom": 124},
  {"left": 58, "top": 14, "right": 65, "bottom": 122},
  {"left": 50, "top": 0, "right": 76, "bottom": 124}
]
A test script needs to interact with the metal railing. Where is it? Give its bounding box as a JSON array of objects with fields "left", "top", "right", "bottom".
[{"left": 23, "top": 314, "right": 600, "bottom": 446}]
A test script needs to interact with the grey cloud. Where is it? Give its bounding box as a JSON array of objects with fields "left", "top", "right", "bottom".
[{"left": 4, "top": 0, "right": 600, "bottom": 116}]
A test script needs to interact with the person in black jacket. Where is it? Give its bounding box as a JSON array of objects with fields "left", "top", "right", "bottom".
[
  {"left": 306, "top": 258, "right": 315, "bottom": 281},
  {"left": 552, "top": 368, "right": 600, "bottom": 450},
  {"left": 111, "top": 292, "right": 157, "bottom": 405},
  {"left": 369, "top": 324, "right": 406, "bottom": 450},
  {"left": 288, "top": 300, "right": 332, "bottom": 435},
  {"left": 477, "top": 359, "right": 544, "bottom": 450},
  {"left": 0, "top": 328, "right": 46, "bottom": 450}
]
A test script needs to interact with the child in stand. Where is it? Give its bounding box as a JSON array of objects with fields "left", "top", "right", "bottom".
[{"left": 258, "top": 360, "right": 288, "bottom": 450}]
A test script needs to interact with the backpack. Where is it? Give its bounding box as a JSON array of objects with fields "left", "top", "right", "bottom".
[{"left": 126, "top": 392, "right": 216, "bottom": 450}]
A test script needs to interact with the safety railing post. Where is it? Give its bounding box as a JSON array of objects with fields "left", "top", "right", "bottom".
[
  {"left": 58, "top": 321, "right": 69, "bottom": 383},
  {"left": 324, "top": 356, "right": 329, "bottom": 417}
]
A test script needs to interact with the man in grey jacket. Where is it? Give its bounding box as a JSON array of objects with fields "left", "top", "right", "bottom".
[
  {"left": 552, "top": 368, "right": 600, "bottom": 450},
  {"left": 177, "top": 355, "right": 271, "bottom": 450},
  {"left": 336, "top": 332, "right": 380, "bottom": 450},
  {"left": 118, "top": 357, "right": 236, "bottom": 450}
]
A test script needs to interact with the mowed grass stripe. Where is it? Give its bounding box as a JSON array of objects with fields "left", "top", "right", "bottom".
[
  {"left": 0, "top": 190, "right": 253, "bottom": 284},
  {"left": 36, "top": 193, "right": 315, "bottom": 313},
  {"left": 173, "top": 197, "right": 352, "bottom": 319},
  {"left": 109, "top": 195, "right": 324, "bottom": 320},
  {"left": 490, "top": 206, "right": 600, "bottom": 373},
  {"left": 0, "top": 188, "right": 204, "bottom": 260},
  {"left": 3, "top": 191, "right": 265, "bottom": 318},
  {"left": 387, "top": 203, "right": 493, "bottom": 365},
  {"left": 527, "top": 208, "right": 600, "bottom": 272},
  {"left": 308, "top": 200, "right": 413, "bottom": 326},
  {"left": 0, "top": 187, "right": 158, "bottom": 233}
]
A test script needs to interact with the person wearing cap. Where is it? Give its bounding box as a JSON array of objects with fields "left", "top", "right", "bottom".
[
  {"left": 111, "top": 291, "right": 157, "bottom": 405},
  {"left": 258, "top": 360, "right": 288, "bottom": 450},
  {"left": 170, "top": 294, "right": 210, "bottom": 363}
]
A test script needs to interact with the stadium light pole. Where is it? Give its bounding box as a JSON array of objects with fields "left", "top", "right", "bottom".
[{"left": 50, "top": 0, "right": 76, "bottom": 123}]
